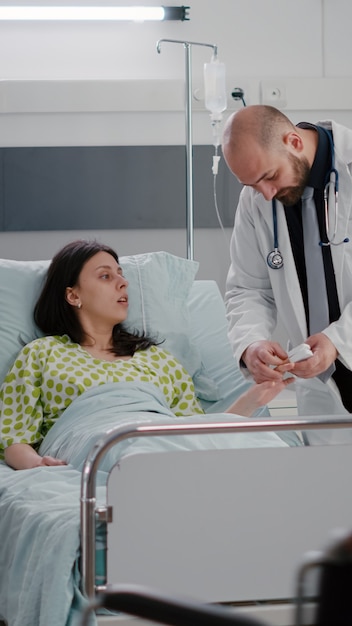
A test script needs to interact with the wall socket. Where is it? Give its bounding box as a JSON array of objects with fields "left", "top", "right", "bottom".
[{"left": 260, "top": 81, "right": 287, "bottom": 108}]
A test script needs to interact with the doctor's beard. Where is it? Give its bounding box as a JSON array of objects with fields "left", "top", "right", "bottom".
[{"left": 274, "top": 153, "right": 310, "bottom": 206}]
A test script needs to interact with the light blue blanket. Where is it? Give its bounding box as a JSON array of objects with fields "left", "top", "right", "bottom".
[
  {"left": 0, "top": 463, "right": 85, "bottom": 626},
  {"left": 40, "top": 382, "right": 290, "bottom": 471},
  {"left": 0, "top": 382, "right": 289, "bottom": 626}
]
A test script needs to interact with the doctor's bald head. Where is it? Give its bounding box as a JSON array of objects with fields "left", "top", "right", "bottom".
[
  {"left": 222, "top": 105, "right": 311, "bottom": 205},
  {"left": 222, "top": 105, "right": 295, "bottom": 160}
]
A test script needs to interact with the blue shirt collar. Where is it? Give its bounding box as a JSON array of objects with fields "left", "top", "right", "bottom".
[{"left": 296, "top": 121, "right": 332, "bottom": 190}]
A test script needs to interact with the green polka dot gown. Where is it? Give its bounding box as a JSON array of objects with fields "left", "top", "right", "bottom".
[{"left": 0, "top": 335, "right": 204, "bottom": 459}]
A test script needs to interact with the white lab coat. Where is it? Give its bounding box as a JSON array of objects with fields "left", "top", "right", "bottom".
[{"left": 225, "top": 120, "right": 352, "bottom": 431}]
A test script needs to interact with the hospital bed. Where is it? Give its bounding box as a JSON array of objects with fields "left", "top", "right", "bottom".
[{"left": 0, "top": 250, "right": 351, "bottom": 626}]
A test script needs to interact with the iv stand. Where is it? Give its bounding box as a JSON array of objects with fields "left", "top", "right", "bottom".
[{"left": 156, "top": 39, "right": 217, "bottom": 261}]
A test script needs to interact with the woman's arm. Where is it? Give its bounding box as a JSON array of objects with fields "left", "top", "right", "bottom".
[
  {"left": 4, "top": 443, "right": 66, "bottom": 470},
  {"left": 225, "top": 377, "right": 294, "bottom": 417},
  {"left": 0, "top": 339, "right": 58, "bottom": 468}
]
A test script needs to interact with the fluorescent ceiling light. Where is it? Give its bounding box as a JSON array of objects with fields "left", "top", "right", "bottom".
[{"left": 0, "top": 5, "right": 190, "bottom": 21}]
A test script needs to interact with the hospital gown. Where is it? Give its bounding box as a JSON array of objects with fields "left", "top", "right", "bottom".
[{"left": 0, "top": 335, "right": 204, "bottom": 458}]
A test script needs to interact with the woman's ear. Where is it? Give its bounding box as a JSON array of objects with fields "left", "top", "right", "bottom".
[{"left": 65, "top": 287, "right": 80, "bottom": 307}]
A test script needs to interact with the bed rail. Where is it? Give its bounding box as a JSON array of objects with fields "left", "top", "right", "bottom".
[{"left": 80, "top": 415, "right": 352, "bottom": 599}]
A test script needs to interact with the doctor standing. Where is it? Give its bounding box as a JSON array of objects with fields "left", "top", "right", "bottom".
[{"left": 222, "top": 104, "right": 352, "bottom": 427}]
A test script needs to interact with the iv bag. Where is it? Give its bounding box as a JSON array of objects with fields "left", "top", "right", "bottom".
[{"left": 204, "top": 58, "right": 227, "bottom": 115}]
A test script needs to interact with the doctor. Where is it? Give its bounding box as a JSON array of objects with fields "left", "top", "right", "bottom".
[{"left": 222, "top": 105, "right": 352, "bottom": 428}]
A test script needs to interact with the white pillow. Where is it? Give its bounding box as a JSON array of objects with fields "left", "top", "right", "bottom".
[{"left": 0, "top": 251, "right": 216, "bottom": 399}]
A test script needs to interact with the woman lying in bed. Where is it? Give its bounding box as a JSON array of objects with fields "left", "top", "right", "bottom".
[{"left": 0, "top": 240, "right": 294, "bottom": 470}]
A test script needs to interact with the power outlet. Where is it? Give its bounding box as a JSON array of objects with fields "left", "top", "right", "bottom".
[{"left": 260, "top": 81, "right": 287, "bottom": 108}]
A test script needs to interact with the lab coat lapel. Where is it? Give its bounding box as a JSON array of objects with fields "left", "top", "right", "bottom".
[
  {"left": 329, "top": 120, "right": 352, "bottom": 306},
  {"left": 330, "top": 155, "right": 352, "bottom": 306}
]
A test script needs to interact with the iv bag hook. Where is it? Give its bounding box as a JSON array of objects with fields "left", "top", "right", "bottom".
[
  {"left": 157, "top": 39, "right": 218, "bottom": 261},
  {"left": 156, "top": 39, "right": 217, "bottom": 56}
]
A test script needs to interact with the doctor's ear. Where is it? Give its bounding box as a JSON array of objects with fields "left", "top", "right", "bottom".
[{"left": 283, "top": 131, "right": 304, "bottom": 153}]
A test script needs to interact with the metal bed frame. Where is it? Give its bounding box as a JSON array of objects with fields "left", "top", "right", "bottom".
[{"left": 81, "top": 414, "right": 352, "bottom": 600}]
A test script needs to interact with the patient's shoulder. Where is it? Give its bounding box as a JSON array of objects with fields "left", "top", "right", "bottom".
[{"left": 22, "top": 334, "right": 73, "bottom": 353}]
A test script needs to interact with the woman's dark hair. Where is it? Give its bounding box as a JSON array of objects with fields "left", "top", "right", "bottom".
[{"left": 34, "top": 239, "right": 157, "bottom": 357}]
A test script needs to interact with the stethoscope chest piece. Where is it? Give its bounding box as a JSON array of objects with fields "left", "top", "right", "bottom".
[{"left": 267, "top": 248, "right": 284, "bottom": 270}]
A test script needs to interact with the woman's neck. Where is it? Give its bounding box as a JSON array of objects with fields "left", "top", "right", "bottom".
[{"left": 80, "top": 343, "right": 131, "bottom": 362}]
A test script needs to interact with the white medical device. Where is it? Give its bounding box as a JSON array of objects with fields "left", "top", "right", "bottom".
[{"left": 288, "top": 343, "right": 313, "bottom": 363}]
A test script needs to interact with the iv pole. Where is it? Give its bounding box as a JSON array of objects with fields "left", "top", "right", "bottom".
[{"left": 156, "top": 39, "right": 218, "bottom": 261}]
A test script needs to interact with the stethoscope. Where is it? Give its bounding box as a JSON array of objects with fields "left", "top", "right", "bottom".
[{"left": 267, "top": 127, "right": 349, "bottom": 270}]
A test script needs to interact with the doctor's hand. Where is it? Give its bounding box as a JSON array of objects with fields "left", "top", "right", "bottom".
[
  {"left": 241, "top": 340, "right": 295, "bottom": 384},
  {"left": 292, "top": 333, "right": 338, "bottom": 379}
]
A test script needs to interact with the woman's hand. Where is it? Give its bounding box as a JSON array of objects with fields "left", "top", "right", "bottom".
[
  {"left": 225, "top": 377, "right": 294, "bottom": 417},
  {"left": 38, "top": 455, "right": 67, "bottom": 467},
  {"left": 4, "top": 443, "right": 66, "bottom": 470}
]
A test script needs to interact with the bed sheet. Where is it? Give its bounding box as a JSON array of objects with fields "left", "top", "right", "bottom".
[
  {"left": 39, "top": 382, "right": 290, "bottom": 472},
  {"left": 0, "top": 382, "right": 290, "bottom": 626}
]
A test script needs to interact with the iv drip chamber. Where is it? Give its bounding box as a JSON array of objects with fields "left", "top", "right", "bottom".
[{"left": 204, "top": 58, "right": 227, "bottom": 115}]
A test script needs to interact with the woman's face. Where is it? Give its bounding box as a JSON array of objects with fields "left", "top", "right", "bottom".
[{"left": 66, "top": 251, "right": 129, "bottom": 328}]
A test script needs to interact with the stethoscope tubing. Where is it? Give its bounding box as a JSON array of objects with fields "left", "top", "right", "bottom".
[{"left": 267, "top": 127, "right": 348, "bottom": 270}]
